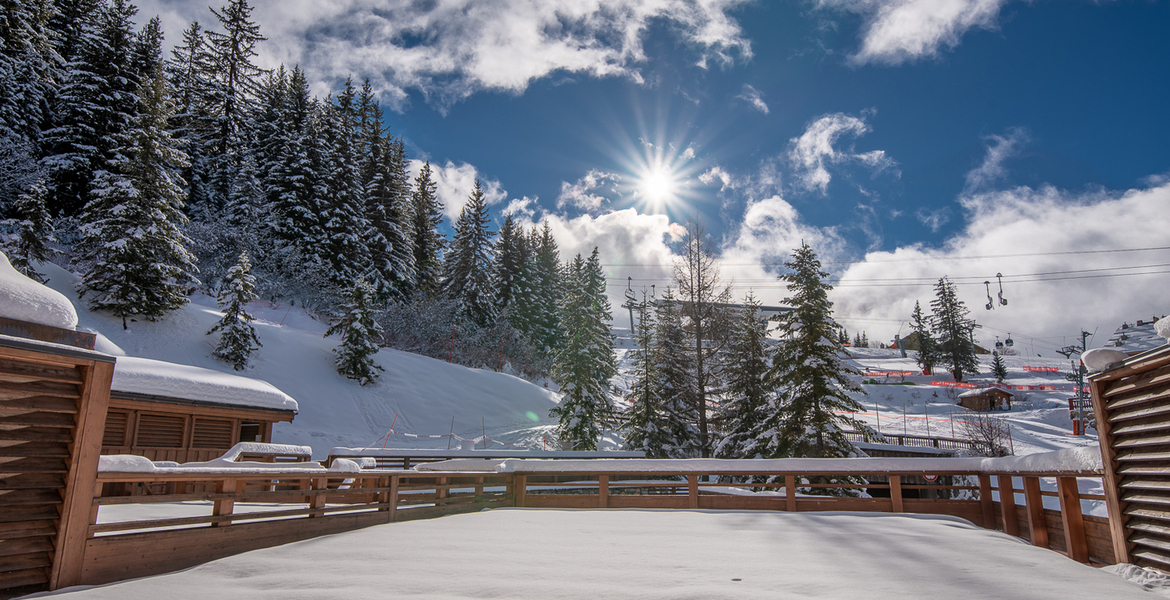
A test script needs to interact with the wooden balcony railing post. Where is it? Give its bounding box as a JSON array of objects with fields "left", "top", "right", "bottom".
[
  {"left": 212, "top": 478, "right": 237, "bottom": 527},
  {"left": 1057, "top": 477, "right": 1089, "bottom": 563},
  {"left": 599, "top": 475, "right": 609, "bottom": 508},
  {"left": 688, "top": 475, "right": 699, "bottom": 509},
  {"left": 998, "top": 475, "right": 1019, "bottom": 536},
  {"left": 309, "top": 477, "right": 326, "bottom": 518},
  {"left": 1023, "top": 476, "right": 1048, "bottom": 548},
  {"left": 389, "top": 475, "right": 399, "bottom": 522},
  {"left": 515, "top": 474, "right": 526, "bottom": 508},
  {"left": 978, "top": 475, "right": 995, "bottom": 529},
  {"left": 889, "top": 476, "right": 904, "bottom": 513},
  {"left": 785, "top": 475, "right": 797, "bottom": 512}
]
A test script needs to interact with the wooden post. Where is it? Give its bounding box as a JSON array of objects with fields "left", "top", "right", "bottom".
[
  {"left": 998, "top": 475, "right": 1019, "bottom": 536},
  {"left": 1090, "top": 377, "right": 1130, "bottom": 564},
  {"left": 51, "top": 360, "right": 115, "bottom": 590},
  {"left": 309, "top": 477, "right": 327, "bottom": 518},
  {"left": 389, "top": 475, "right": 399, "bottom": 522},
  {"left": 514, "top": 474, "right": 526, "bottom": 508},
  {"left": 889, "top": 475, "right": 903, "bottom": 513},
  {"left": 212, "top": 478, "right": 237, "bottom": 526},
  {"left": 1057, "top": 477, "right": 1089, "bottom": 563},
  {"left": 599, "top": 475, "right": 609, "bottom": 508},
  {"left": 688, "top": 475, "right": 699, "bottom": 509},
  {"left": 1023, "top": 476, "right": 1049, "bottom": 548},
  {"left": 437, "top": 476, "right": 448, "bottom": 503},
  {"left": 978, "top": 475, "right": 995, "bottom": 530},
  {"left": 785, "top": 475, "right": 797, "bottom": 512}
]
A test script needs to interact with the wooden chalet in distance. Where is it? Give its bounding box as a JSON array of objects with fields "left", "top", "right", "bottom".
[{"left": 956, "top": 387, "right": 1014, "bottom": 412}]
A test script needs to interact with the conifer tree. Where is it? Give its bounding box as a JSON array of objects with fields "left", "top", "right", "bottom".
[
  {"left": 550, "top": 249, "right": 616, "bottom": 450},
  {"left": 622, "top": 291, "right": 673, "bottom": 457},
  {"left": 0, "top": 181, "right": 55, "bottom": 283},
  {"left": 931, "top": 277, "right": 980, "bottom": 382},
  {"left": 77, "top": 58, "right": 199, "bottom": 327},
  {"left": 442, "top": 180, "right": 496, "bottom": 327},
  {"left": 652, "top": 286, "right": 700, "bottom": 457},
  {"left": 714, "top": 293, "right": 771, "bottom": 460},
  {"left": 0, "top": 0, "right": 55, "bottom": 207},
  {"left": 513, "top": 221, "right": 563, "bottom": 354},
  {"left": 316, "top": 93, "right": 368, "bottom": 285},
  {"left": 325, "top": 280, "right": 385, "bottom": 385},
  {"left": 492, "top": 212, "right": 527, "bottom": 313},
  {"left": 265, "top": 67, "right": 322, "bottom": 271},
  {"left": 762, "top": 243, "right": 867, "bottom": 471},
  {"left": 991, "top": 351, "right": 1008, "bottom": 383},
  {"left": 208, "top": 251, "right": 261, "bottom": 370},
  {"left": 910, "top": 300, "right": 940, "bottom": 375},
  {"left": 409, "top": 161, "right": 444, "bottom": 298}
]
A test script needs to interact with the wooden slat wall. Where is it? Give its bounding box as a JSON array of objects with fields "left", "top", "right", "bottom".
[
  {"left": 1091, "top": 348, "right": 1170, "bottom": 570},
  {"left": 0, "top": 345, "right": 113, "bottom": 597}
]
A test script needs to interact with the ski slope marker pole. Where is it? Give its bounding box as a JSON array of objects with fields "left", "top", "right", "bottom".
[
  {"left": 448, "top": 417, "right": 454, "bottom": 450},
  {"left": 383, "top": 413, "right": 398, "bottom": 449},
  {"left": 482, "top": 417, "right": 487, "bottom": 450}
]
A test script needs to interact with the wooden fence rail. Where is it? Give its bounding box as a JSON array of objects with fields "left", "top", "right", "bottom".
[{"left": 76, "top": 463, "right": 1112, "bottom": 588}]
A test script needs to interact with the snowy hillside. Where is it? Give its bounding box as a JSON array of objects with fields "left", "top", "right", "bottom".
[{"left": 36, "top": 262, "right": 562, "bottom": 458}]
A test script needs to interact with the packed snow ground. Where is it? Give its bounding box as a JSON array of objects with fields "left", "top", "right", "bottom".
[{"left": 38, "top": 509, "right": 1162, "bottom": 599}]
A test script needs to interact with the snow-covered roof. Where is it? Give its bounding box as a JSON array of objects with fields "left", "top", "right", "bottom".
[
  {"left": 0, "top": 250, "right": 78, "bottom": 329},
  {"left": 112, "top": 356, "right": 298, "bottom": 413},
  {"left": 957, "top": 387, "right": 1013, "bottom": 398},
  {"left": 329, "top": 447, "right": 645, "bottom": 459},
  {"left": 1104, "top": 316, "right": 1168, "bottom": 354}
]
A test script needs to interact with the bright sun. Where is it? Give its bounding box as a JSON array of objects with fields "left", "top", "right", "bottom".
[{"left": 641, "top": 168, "right": 675, "bottom": 203}]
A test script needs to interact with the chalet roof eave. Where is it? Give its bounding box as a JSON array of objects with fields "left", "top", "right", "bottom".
[{"left": 110, "top": 389, "right": 298, "bottom": 417}]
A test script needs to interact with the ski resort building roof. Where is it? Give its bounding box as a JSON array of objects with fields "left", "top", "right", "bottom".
[{"left": 1104, "top": 316, "right": 1169, "bottom": 355}]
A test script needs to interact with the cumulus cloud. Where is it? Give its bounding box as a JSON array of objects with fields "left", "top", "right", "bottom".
[
  {"left": 736, "top": 84, "right": 769, "bottom": 114},
  {"left": 915, "top": 207, "right": 951, "bottom": 232},
  {"left": 557, "top": 170, "right": 620, "bottom": 213},
  {"left": 138, "top": 0, "right": 752, "bottom": 110},
  {"left": 964, "top": 127, "right": 1029, "bottom": 193},
  {"left": 817, "top": 0, "right": 1009, "bottom": 65},
  {"left": 832, "top": 181, "right": 1170, "bottom": 353},
  {"left": 699, "top": 166, "right": 735, "bottom": 191},
  {"left": 788, "top": 112, "right": 896, "bottom": 194},
  {"left": 407, "top": 159, "right": 506, "bottom": 221}
]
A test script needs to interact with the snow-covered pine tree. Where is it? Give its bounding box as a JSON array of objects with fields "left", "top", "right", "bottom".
[
  {"left": 549, "top": 249, "right": 615, "bottom": 450},
  {"left": 42, "top": 0, "right": 141, "bottom": 217},
  {"left": 205, "top": 0, "right": 265, "bottom": 204},
  {"left": 622, "top": 291, "right": 673, "bottom": 458},
  {"left": 224, "top": 150, "right": 263, "bottom": 249},
  {"left": 76, "top": 57, "right": 199, "bottom": 327},
  {"left": 442, "top": 179, "right": 496, "bottom": 327},
  {"left": 409, "top": 161, "right": 444, "bottom": 299},
  {"left": 265, "top": 67, "right": 324, "bottom": 274},
  {"left": 762, "top": 243, "right": 868, "bottom": 481},
  {"left": 991, "top": 351, "right": 1008, "bottom": 383},
  {"left": 166, "top": 20, "right": 217, "bottom": 217},
  {"left": 512, "top": 221, "right": 562, "bottom": 354},
  {"left": 492, "top": 212, "right": 527, "bottom": 314},
  {"left": 0, "top": 0, "right": 55, "bottom": 209},
  {"left": 315, "top": 92, "right": 369, "bottom": 286},
  {"left": 651, "top": 286, "right": 700, "bottom": 457},
  {"left": 910, "top": 300, "right": 940, "bottom": 375},
  {"left": 325, "top": 280, "right": 384, "bottom": 385},
  {"left": 208, "top": 251, "right": 261, "bottom": 370},
  {"left": 360, "top": 93, "right": 413, "bottom": 300},
  {"left": 931, "top": 276, "right": 980, "bottom": 382},
  {"left": 714, "top": 292, "right": 771, "bottom": 460},
  {"left": 0, "top": 180, "right": 55, "bottom": 283}
]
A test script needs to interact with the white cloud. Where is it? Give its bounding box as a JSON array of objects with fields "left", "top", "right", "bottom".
[
  {"left": 557, "top": 170, "right": 620, "bottom": 213},
  {"left": 736, "top": 84, "right": 769, "bottom": 114},
  {"left": 503, "top": 196, "right": 540, "bottom": 220},
  {"left": 407, "top": 159, "right": 506, "bottom": 221},
  {"left": 832, "top": 181, "right": 1170, "bottom": 353},
  {"left": 964, "top": 127, "right": 1028, "bottom": 193},
  {"left": 699, "top": 166, "right": 734, "bottom": 191},
  {"left": 915, "top": 207, "right": 951, "bottom": 232},
  {"left": 137, "top": 0, "right": 752, "bottom": 111},
  {"left": 788, "top": 112, "right": 896, "bottom": 194},
  {"left": 818, "top": 0, "right": 1008, "bottom": 65}
]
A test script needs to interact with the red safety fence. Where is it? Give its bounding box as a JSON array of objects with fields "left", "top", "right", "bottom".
[{"left": 1023, "top": 366, "right": 1061, "bottom": 372}]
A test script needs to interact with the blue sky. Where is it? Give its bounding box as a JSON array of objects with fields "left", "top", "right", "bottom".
[{"left": 143, "top": 0, "right": 1170, "bottom": 353}]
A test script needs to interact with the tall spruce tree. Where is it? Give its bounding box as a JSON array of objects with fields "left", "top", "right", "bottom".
[
  {"left": 0, "top": 181, "right": 55, "bottom": 282},
  {"left": 763, "top": 242, "right": 867, "bottom": 467},
  {"left": 325, "top": 280, "right": 384, "bottom": 385},
  {"left": 652, "top": 286, "right": 700, "bottom": 457},
  {"left": 204, "top": 0, "right": 265, "bottom": 204},
  {"left": 910, "top": 300, "right": 940, "bottom": 375},
  {"left": 0, "top": 0, "right": 55, "bottom": 209},
  {"left": 442, "top": 180, "right": 496, "bottom": 327},
  {"left": 208, "top": 251, "right": 261, "bottom": 370},
  {"left": 714, "top": 292, "right": 772, "bottom": 460},
  {"left": 513, "top": 221, "right": 563, "bottom": 354},
  {"left": 77, "top": 58, "right": 199, "bottom": 327},
  {"left": 409, "top": 161, "right": 444, "bottom": 298},
  {"left": 550, "top": 249, "right": 616, "bottom": 450},
  {"left": 991, "top": 351, "right": 1008, "bottom": 383},
  {"left": 492, "top": 212, "right": 527, "bottom": 314},
  {"left": 931, "top": 276, "right": 980, "bottom": 382},
  {"left": 622, "top": 291, "right": 673, "bottom": 457}
]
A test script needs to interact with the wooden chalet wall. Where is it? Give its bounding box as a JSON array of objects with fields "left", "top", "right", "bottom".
[
  {"left": 101, "top": 395, "right": 291, "bottom": 464},
  {"left": 1089, "top": 345, "right": 1170, "bottom": 571},
  {"left": 0, "top": 337, "right": 114, "bottom": 598}
]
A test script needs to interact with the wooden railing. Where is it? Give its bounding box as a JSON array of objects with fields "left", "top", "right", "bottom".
[
  {"left": 842, "top": 430, "right": 979, "bottom": 452},
  {"left": 76, "top": 462, "right": 1111, "bottom": 587}
]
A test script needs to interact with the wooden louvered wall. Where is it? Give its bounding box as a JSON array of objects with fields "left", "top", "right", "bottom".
[
  {"left": 0, "top": 342, "right": 113, "bottom": 597},
  {"left": 1091, "top": 347, "right": 1170, "bottom": 571}
]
